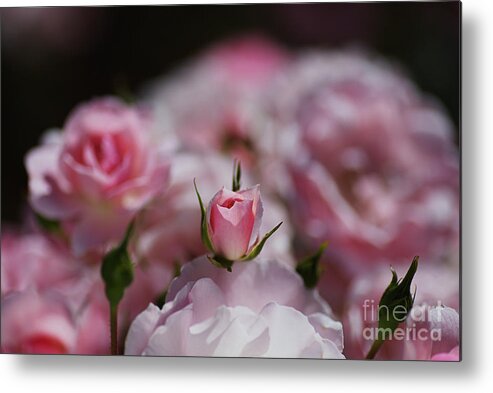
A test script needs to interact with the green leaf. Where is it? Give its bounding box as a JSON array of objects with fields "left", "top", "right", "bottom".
[
  {"left": 208, "top": 254, "right": 234, "bottom": 272},
  {"left": 241, "top": 222, "right": 283, "bottom": 261},
  {"left": 100, "top": 220, "right": 136, "bottom": 307},
  {"left": 295, "top": 242, "right": 328, "bottom": 289},
  {"left": 194, "top": 179, "right": 214, "bottom": 252},
  {"left": 232, "top": 159, "right": 242, "bottom": 192}
]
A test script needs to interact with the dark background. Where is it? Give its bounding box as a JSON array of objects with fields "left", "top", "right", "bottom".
[{"left": 1, "top": 2, "right": 460, "bottom": 223}]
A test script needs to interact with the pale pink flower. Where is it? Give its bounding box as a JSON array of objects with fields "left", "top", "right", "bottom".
[
  {"left": 0, "top": 228, "right": 174, "bottom": 354},
  {"left": 1, "top": 290, "right": 78, "bottom": 354},
  {"left": 405, "top": 305, "right": 459, "bottom": 361},
  {"left": 1, "top": 231, "right": 81, "bottom": 296},
  {"left": 125, "top": 256, "right": 344, "bottom": 358},
  {"left": 146, "top": 36, "right": 289, "bottom": 165},
  {"left": 431, "top": 346, "right": 460, "bottom": 361},
  {"left": 25, "top": 97, "right": 170, "bottom": 256},
  {"left": 267, "top": 51, "right": 459, "bottom": 310}
]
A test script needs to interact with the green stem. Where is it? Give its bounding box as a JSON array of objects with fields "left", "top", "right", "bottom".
[
  {"left": 365, "top": 339, "right": 383, "bottom": 360},
  {"left": 110, "top": 303, "right": 118, "bottom": 355}
]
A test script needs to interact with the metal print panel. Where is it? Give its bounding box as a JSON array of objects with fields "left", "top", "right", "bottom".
[{"left": 0, "top": 2, "right": 461, "bottom": 360}]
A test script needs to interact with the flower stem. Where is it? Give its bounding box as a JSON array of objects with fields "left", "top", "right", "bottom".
[
  {"left": 365, "top": 339, "right": 383, "bottom": 360},
  {"left": 110, "top": 303, "right": 118, "bottom": 355}
]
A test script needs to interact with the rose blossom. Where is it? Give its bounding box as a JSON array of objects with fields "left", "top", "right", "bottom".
[
  {"left": 1, "top": 230, "right": 82, "bottom": 297},
  {"left": 125, "top": 256, "right": 344, "bottom": 358},
  {"left": 1, "top": 290, "right": 78, "bottom": 354},
  {"left": 266, "top": 51, "right": 459, "bottom": 309},
  {"left": 25, "top": 97, "right": 170, "bottom": 256},
  {"left": 146, "top": 36, "right": 288, "bottom": 166},
  {"left": 0, "top": 230, "right": 109, "bottom": 354},
  {"left": 406, "top": 305, "right": 460, "bottom": 361},
  {"left": 431, "top": 346, "right": 460, "bottom": 361},
  {"left": 0, "top": 228, "right": 173, "bottom": 354}
]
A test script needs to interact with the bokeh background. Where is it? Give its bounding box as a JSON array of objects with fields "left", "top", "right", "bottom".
[{"left": 1, "top": 2, "right": 460, "bottom": 223}]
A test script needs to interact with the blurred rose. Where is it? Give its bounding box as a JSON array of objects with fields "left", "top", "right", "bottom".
[
  {"left": 0, "top": 229, "right": 173, "bottom": 354},
  {"left": 431, "top": 346, "right": 460, "bottom": 361},
  {"left": 135, "top": 152, "right": 294, "bottom": 271},
  {"left": 343, "top": 263, "right": 459, "bottom": 360},
  {"left": 0, "top": 288, "right": 116, "bottom": 355},
  {"left": 146, "top": 35, "right": 289, "bottom": 166},
  {"left": 267, "top": 51, "right": 459, "bottom": 309},
  {"left": 206, "top": 185, "right": 262, "bottom": 260},
  {"left": 125, "top": 256, "right": 344, "bottom": 358},
  {"left": 1, "top": 230, "right": 82, "bottom": 297},
  {"left": 26, "top": 97, "right": 170, "bottom": 256},
  {"left": 406, "top": 305, "right": 459, "bottom": 361},
  {"left": 1, "top": 290, "right": 78, "bottom": 354}
]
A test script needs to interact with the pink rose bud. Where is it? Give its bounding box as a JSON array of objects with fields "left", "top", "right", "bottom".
[
  {"left": 25, "top": 97, "right": 171, "bottom": 256},
  {"left": 194, "top": 161, "right": 282, "bottom": 269},
  {"left": 206, "top": 185, "right": 263, "bottom": 261}
]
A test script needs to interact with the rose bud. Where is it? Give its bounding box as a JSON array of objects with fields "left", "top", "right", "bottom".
[
  {"left": 366, "top": 256, "right": 418, "bottom": 359},
  {"left": 377, "top": 256, "right": 418, "bottom": 332},
  {"left": 194, "top": 163, "right": 282, "bottom": 270},
  {"left": 206, "top": 185, "right": 262, "bottom": 261}
]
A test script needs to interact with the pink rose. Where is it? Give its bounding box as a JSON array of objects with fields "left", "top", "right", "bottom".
[
  {"left": 0, "top": 288, "right": 113, "bottom": 355},
  {"left": 1, "top": 230, "right": 81, "bottom": 296},
  {"left": 1, "top": 290, "right": 78, "bottom": 354},
  {"left": 147, "top": 36, "right": 288, "bottom": 165},
  {"left": 406, "top": 305, "right": 460, "bottom": 361},
  {"left": 0, "top": 229, "right": 174, "bottom": 354},
  {"left": 267, "top": 51, "right": 459, "bottom": 310},
  {"left": 125, "top": 256, "right": 344, "bottom": 358},
  {"left": 431, "top": 346, "right": 460, "bottom": 361},
  {"left": 26, "top": 97, "right": 170, "bottom": 256}
]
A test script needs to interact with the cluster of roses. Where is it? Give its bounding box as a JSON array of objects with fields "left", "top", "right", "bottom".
[{"left": 1, "top": 36, "right": 460, "bottom": 360}]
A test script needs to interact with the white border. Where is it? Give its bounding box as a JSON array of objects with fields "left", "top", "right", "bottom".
[{"left": 1, "top": 0, "right": 492, "bottom": 392}]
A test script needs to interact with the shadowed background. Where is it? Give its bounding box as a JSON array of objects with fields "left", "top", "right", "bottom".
[{"left": 1, "top": 2, "right": 460, "bottom": 222}]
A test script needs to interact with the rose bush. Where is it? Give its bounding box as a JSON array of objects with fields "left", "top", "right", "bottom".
[{"left": 2, "top": 41, "right": 459, "bottom": 360}]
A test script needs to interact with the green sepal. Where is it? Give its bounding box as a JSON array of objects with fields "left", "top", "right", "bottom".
[
  {"left": 35, "top": 212, "right": 62, "bottom": 236},
  {"left": 295, "top": 242, "right": 328, "bottom": 289},
  {"left": 377, "top": 256, "right": 419, "bottom": 333},
  {"left": 101, "top": 220, "right": 135, "bottom": 307},
  {"left": 208, "top": 254, "right": 234, "bottom": 272},
  {"left": 241, "top": 222, "right": 283, "bottom": 261},
  {"left": 193, "top": 179, "right": 214, "bottom": 253},
  {"left": 232, "top": 159, "right": 242, "bottom": 192}
]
